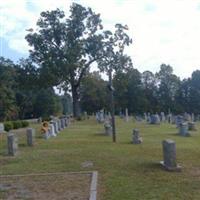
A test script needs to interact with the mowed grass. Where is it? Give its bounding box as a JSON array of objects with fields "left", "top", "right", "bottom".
[{"left": 1, "top": 117, "right": 200, "bottom": 200}]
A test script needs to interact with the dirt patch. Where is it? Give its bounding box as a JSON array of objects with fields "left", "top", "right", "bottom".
[{"left": 0, "top": 173, "right": 91, "bottom": 200}]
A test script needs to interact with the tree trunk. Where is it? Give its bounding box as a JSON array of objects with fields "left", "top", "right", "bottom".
[{"left": 71, "top": 85, "right": 81, "bottom": 118}]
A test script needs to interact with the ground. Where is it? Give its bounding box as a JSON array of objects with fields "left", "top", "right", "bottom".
[{"left": 0, "top": 117, "right": 200, "bottom": 200}]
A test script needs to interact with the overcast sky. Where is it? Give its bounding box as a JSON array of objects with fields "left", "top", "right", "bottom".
[{"left": 1, "top": 0, "right": 200, "bottom": 79}]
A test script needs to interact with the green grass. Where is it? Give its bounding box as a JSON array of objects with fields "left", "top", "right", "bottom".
[{"left": 1, "top": 118, "right": 200, "bottom": 200}]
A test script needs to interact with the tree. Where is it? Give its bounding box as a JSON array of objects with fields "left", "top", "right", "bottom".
[
  {"left": 0, "top": 57, "right": 18, "bottom": 120},
  {"left": 97, "top": 24, "right": 133, "bottom": 142},
  {"left": 141, "top": 71, "right": 158, "bottom": 112},
  {"left": 156, "top": 64, "right": 180, "bottom": 113},
  {"left": 80, "top": 71, "right": 108, "bottom": 113},
  {"left": 25, "top": 3, "right": 104, "bottom": 118}
]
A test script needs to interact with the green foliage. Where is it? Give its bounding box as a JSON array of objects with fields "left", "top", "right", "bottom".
[
  {"left": 3, "top": 121, "right": 13, "bottom": 131},
  {"left": 80, "top": 72, "right": 109, "bottom": 113},
  {"left": 12, "top": 120, "right": 22, "bottom": 129},
  {"left": 0, "top": 57, "right": 18, "bottom": 121},
  {"left": 21, "top": 121, "right": 29, "bottom": 128}
]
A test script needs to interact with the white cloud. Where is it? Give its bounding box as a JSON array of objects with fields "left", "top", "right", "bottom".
[{"left": 1, "top": 0, "right": 200, "bottom": 78}]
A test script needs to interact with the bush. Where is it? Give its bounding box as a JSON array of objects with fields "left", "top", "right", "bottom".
[
  {"left": 21, "top": 121, "right": 29, "bottom": 127},
  {"left": 4, "top": 121, "right": 13, "bottom": 132},
  {"left": 42, "top": 116, "right": 51, "bottom": 122},
  {"left": 12, "top": 121, "right": 22, "bottom": 129}
]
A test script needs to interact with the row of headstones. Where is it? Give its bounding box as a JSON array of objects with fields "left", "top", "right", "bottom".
[
  {"left": 7, "top": 117, "right": 70, "bottom": 156},
  {"left": 43, "top": 117, "right": 69, "bottom": 139}
]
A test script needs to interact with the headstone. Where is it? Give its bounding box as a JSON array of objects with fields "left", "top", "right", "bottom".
[
  {"left": 0, "top": 123, "right": 5, "bottom": 133},
  {"left": 147, "top": 112, "right": 151, "bottom": 123},
  {"left": 150, "top": 114, "right": 160, "bottom": 124},
  {"left": 125, "top": 108, "right": 129, "bottom": 122},
  {"left": 161, "top": 139, "right": 181, "bottom": 171},
  {"left": 60, "top": 118, "right": 65, "bottom": 129},
  {"left": 49, "top": 124, "right": 56, "bottom": 137},
  {"left": 7, "top": 133, "right": 18, "bottom": 156},
  {"left": 64, "top": 117, "right": 68, "bottom": 127},
  {"left": 52, "top": 121, "right": 59, "bottom": 134},
  {"left": 99, "top": 110, "right": 105, "bottom": 123},
  {"left": 179, "top": 122, "right": 190, "bottom": 136},
  {"left": 188, "top": 122, "right": 196, "bottom": 131},
  {"left": 160, "top": 112, "right": 165, "bottom": 122},
  {"left": 104, "top": 121, "right": 112, "bottom": 136},
  {"left": 132, "top": 129, "right": 142, "bottom": 144},
  {"left": 144, "top": 113, "right": 147, "bottom": 121},
  {"left": 58, "top": 119, "right": 62, "bottom": 131},
  {"left": 191, "top": 113, "right": 195, "bottom": 122},
  {"left": 26, "top": 128, "right": 35, "bottom": 146},
  {"left": 176, "top": 115, "right": 183, "bottom": 128},
  {"left": 167, "top": 113, "right": 172, "bottom": 124}
]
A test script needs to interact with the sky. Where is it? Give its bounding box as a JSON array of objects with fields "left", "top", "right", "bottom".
[{"left": 1, "top": 0, "right": 200, "bottom": 79}]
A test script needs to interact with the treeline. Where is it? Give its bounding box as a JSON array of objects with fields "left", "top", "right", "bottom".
[
  {"left": 80, "top": 64, "right": 200, "bottom": 115},
  {"left": 1, "top": 56, "right": 200, "bottom": 121},
  {"left": 0, "top": 57, "right": 72, "bottom": 121}
]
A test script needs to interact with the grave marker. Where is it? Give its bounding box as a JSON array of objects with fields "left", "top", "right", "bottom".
[
  {"left": 26, "top": 128, "right": 35, "bottom": 146},
  {"left": 7, "top": 133, "right": 18, "bottom": 156},
  {"left": 161, "top": 139, "right": 181, "bottom": 171}
]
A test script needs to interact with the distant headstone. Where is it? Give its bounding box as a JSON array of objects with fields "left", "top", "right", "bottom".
[
  {"left": 51, "top": 121, "right": 59, "bottom": 134},
  {"left": 167, "top": 113, "right": 172, "bottom": 124},
  {"left": 161, "top": 139, "right": 181, "bottom": 171},
  {"left": 144, "top": 113, "right": 147, "bottom": 121},
  {"left": 132, "top": 129, "right": 142, "bottom": 144},
  {"left": 26, "top": 128, "right": 35, "bottom": 146},
  {"left": 99, "top": 110, "right": 105, "bottom": 123},
  {"left": 160, "top": 112, "right": 165, "bottom": 122},
  {"left": 176, "top": 115, "right": 183, "bottom": 128},
  {"left": 150, "top": 114, "right": 160, "bottom": 124},
  {"left": 0, "top": 123, "right": 4, "bottom": 133},
  {"left": 188, "top": 122, "right": 196, "bottom": 131},
  {"left": 60, "top": 118, "right": 65, "bottom": 129},
  {"left": 49, "top": 124, "right": 56, "bottom": 137},
  {"left": 7, "top": 133, "right": 18, "bottom": 156},
  {"left": 125, "top": 108, "right": 129, "bottom": 122},
  {"left": 179, "top": 122, "right": 190, "bottom": 136},
  {"left": 57, "top": 119, "right": 62, "bottom": 131},
  {"left": 191, "top": 113, "right": 195, "bottom": 122},
  {"left": 104, "top": 121, "right": 112, "bottom": 136}
]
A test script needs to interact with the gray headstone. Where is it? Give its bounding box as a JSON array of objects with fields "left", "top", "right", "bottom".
[
  {"left": 161, "top": 139, "right": 181, "bottom": 171},
  {"left": 49, "top": 124, "right": 56, "bottom": 137},
  {"left": 104, "top": 121, "right": 112, "bottom": 136},
  {"left": 7, "top": 133, "right": 18, "bottom": 156},
  {"left": 0, "top": 123, "right": 4, "bottom": 133},
  {"left": 125, "top": 108, "right": 129, "bottom": 122},
  {"left": 57, "top": 119, "right": 62, "bottom": 131},
  {"left": 176, "top": 115, "right": 183, "bottom": 128},
  {"left": 132, "top": 129, "right": 142, "bottom": 144},
  {"left": 26, "top": 128, "right": 35, "bottom": 146},
  {"left": 52, "top": 121, "right": 59, "bottom": 134},
  {"left": 179, "top": 122, "right": 190, "bottom": 136},
  {"left": 61, "top": 118, "right": 65, "bottom": 129},
  {"left": 150, "top": 114, "right": 160, "bottom": 124}
]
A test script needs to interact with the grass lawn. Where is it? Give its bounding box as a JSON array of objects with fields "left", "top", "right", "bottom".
[{"left": 0, "top": 117, "right": 200, "bottom": 200}]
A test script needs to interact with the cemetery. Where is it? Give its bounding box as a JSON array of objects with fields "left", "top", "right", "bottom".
[
  {"left": 1, "top": 1, "right": 200, "bottom": 200},
  {"left": 0, "top": 114, "right": 200, "bottom": 199}
]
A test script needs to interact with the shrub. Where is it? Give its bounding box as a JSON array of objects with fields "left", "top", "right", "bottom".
[
  {"left": 21, "top": 121, "right": 29, "bottom": 127},
  {"left": 4, "top": 121, "right": 13, "bottom": 132},
  {"left": 12, "top": 121, "right": 22, "bottom": 129},
  {"left": 42, "top": 116, "right": 51, "bottom": 122}
]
